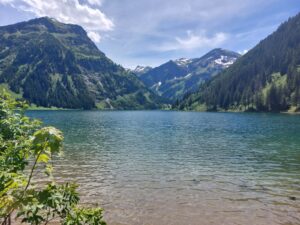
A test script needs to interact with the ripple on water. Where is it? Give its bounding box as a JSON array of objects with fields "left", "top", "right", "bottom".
[{"left": 27, "top": 111, "right": 300, "bottom": 225}]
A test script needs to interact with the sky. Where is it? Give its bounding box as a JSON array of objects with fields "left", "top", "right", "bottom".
[{"left": 0, "top": 0, "right": 299, "bottom": 69}]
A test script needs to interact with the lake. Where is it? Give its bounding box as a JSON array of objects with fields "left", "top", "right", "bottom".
[{"left": 27, "top": 110, "right": 300, "bottom": 225}]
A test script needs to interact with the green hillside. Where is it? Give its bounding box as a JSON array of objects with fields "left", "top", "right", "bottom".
[
  {"left": 138, "top": 49, "right": 240, "bottom": 102},
  {"left": 0, "top": 17, "right": 161, "bottom": 109},
  {"left": 176, "top": 13, "right": 300, "bottom": 112}
]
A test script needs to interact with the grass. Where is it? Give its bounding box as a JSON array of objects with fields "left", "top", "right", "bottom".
[
  {"left": 0, "top": 83, "right": 23, "bottom": 99},
  {"left": 286, "top": 106, "right": 300, "bottom": 113},
  {"left": 96, "top": 100, "right": 111, "bottom": 110},
  {"left": 27, "top": 104, "right": 65, "bottom": 110},
  {"left": 190, "top": 103, "right": 207, "bottom": 111},
  {"left": 0, "top": 84, "right": 69, "bottom": 110},
  {"left": 260, "top": 73, "right": 287, "bottom": 104}
]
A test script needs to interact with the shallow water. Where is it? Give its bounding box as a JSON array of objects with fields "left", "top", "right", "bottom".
[{"left": 27, "top": 111, "right": 300, "bottom": 225}]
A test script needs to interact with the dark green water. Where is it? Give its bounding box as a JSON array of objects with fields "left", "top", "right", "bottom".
[{"left": 27, "top": 111, "right": 300, "bottom": 225}]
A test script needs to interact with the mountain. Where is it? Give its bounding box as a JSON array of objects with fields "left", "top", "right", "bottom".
[
  {"left": 0, "top": 17, "right": 160, "bottom": 109},
  {"left": 176, "top": 12, "right": 300, "bottom": 112},
  {"left": 132, "top": 66, "right": 152, "bottom": 76},
  {"left": 138, "top": 49, "right": 240, "bottom": 102}
]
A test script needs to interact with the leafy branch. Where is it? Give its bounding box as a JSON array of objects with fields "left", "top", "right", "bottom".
[{"left": 0, "top": 92, "right": 106, "bottom": 225}]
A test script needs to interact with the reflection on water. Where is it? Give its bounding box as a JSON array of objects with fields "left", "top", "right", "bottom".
[{"left": 27, "top": 111, "right": 300, "bottom": 225}]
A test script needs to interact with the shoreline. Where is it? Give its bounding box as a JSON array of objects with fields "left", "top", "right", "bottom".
[{"left": 26, "top": 108, "right": 300, "bottom": 114}]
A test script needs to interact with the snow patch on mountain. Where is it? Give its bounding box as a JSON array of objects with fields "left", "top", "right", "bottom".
[
  {"left": 151, "top": 81, "right": 162, "bottom": 92},
  {"left": 133, "top": 66, "right": 152, "bottom": 75},
  {"left": 174, "top": 58, "right": 193, "bottom": 67},
  {"left": 214, "top": 55, "right": 237, "bottom": 67},
  {"left": 135, "top": 66, "right": 147, "bottom": 72},
  {"left": 184, "top": 73, "right": 193, "bottom": 79}
]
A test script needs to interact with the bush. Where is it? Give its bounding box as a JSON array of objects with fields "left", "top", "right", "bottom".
[{"left": 0, "top": 92, "right": 106, "bottom": 225}]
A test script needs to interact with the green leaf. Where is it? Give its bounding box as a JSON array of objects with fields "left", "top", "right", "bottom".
[
  {"left": 0, "top": 92, "right": 106, "bottom": 225},
  {"left": 37, "top": 153, "right": 50, "bottom": 163}
]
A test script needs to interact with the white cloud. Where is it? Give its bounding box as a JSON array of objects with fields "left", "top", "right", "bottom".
[
  {"left": 238, "top": 49, "right": 248, "bottom": 55},
  {"left": 0, "top": 0, "right": 14, "bottom": 3},
  {"left": 88, "top": 31, "right": 101, "bottom": 43},
  {"left": 0, "top": 0, "right": 114, "bottom": 43},
  {"left": 157, "top": 30, "right": 228, "bottom": 52},
  {"left": 0, "top": 0, "right": 289, "bottom": 68},
  {"left": 86, "top": 0, "right": 102, "bottom": 6}
]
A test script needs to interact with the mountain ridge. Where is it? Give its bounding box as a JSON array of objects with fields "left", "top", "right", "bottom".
[
  {"left": 176, "top": 13, "right": 300, "bottom": 112},
  {"left": 136, "top": 48, "right": 240, "bottom": 102},
  {"left": 0, "top": 17, "right": 161, "bottom": 109}
]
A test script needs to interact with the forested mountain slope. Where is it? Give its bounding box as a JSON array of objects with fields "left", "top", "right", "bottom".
[
  {"left": 0, "top": 17, "right": 161, "bottom": 109},
  {"left": 137, "top": 49, "right": 240, "bottom": 102},
  {"left": 176, "top": 13, "right": 300, "bottom": 112}
]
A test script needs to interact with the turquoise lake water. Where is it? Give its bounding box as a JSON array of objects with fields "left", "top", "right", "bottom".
[{"left": 27, "top": 111, "right": 300, "bottom": 225}]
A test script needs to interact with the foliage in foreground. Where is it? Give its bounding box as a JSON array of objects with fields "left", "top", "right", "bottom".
[{"left": 0, "top": 92, "right": 106, "bottom": 225}]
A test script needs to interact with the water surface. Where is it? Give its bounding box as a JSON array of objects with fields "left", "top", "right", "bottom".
[{"left": 27, "top": 111, "right": 300, "bottom": 225}]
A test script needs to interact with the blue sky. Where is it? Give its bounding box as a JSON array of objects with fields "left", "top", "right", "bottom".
[{"left": 0, "top": 0, "right": 299, "bottom": 69}]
